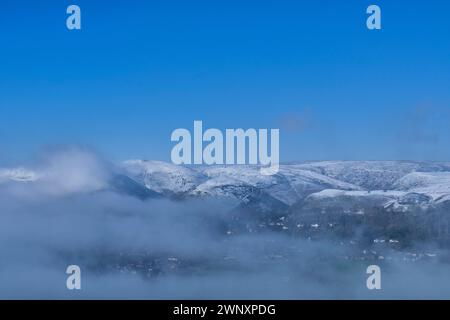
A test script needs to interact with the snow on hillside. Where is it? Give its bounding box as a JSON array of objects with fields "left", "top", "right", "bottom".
[
  {"left": 4, "top": 160, "right": 450, "bottom": 209},
  {"left": 122, "top": 160, "right": 206, "bottom": 195},
  {"left": 307, "top": 189, "right": 405, "bottom": 200},
  {"left": 121, "top": 160, "right": 450, "bottom": 207},
  {"left": 122, "top": 163, "right": 364, "bottom": 205},
  {"left": 304, "top": 188, "right": 408, "bottom": 213},
  {"left": 394, "top": 172, "right": 450, "bottom": 201},
  {"left": 195, "top": 166, "right": 298, "bottom": 205},
  {"left": 295, "top": 161, "right": 450, "bottom": 190},
  {"left": 278, "top": 165, "right": 362, "bottom": 200}
]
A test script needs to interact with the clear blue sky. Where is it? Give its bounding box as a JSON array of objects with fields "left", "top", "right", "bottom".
[{"left": 0, "top": 0, "right": 449, "bottom": 163}]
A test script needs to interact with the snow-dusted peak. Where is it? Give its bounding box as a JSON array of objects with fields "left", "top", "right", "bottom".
[
  {"left": 122, "top": 160, "right": 206, "bottom": 195},
  {"left": 394, "top": 172, "right": 450, "bottom": 200},
  {"left": 294, "top": 161, "right": 450, "bottom": 190}
]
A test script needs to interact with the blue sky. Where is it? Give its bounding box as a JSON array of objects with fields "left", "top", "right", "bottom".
[{"left": 0, "top": 0, "right": 449, "bottom": 163}]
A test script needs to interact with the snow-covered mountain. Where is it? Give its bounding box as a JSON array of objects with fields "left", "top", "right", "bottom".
[
  {"left": 122, "top": 160, "right": 207, "bottom": 196},
  {"left": 394, "top": 171, "right": 450, "bottom": 202},
  {"left": 119, "top": 160, "right": 450, "bottom": 245},
  {"left": 292, "top": 161, "right": 450, "bottom": 190},
  {"left": 2, "top": 159, "right": 450, "bottom": 245},
  {"left": 121, "top": 161, "right": 363, "bottom": 205},
  {"left": 3, "top": 159, "right": 450, "bottom": 211},
  {"left": 120, "top": 160, "right": 450, "bottom": 209}
]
